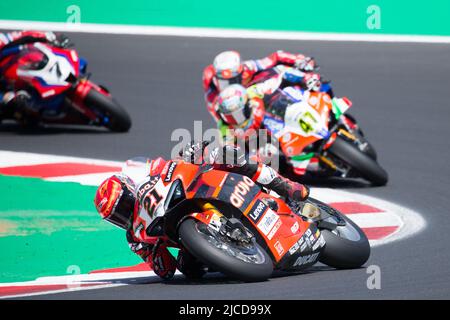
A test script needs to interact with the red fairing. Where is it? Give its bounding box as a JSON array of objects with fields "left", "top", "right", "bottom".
[
  {"left": 32, "top": 46, "right": 80, "bottom": 97},
  {"left": 1, "top": 43, "right": 80, "bottom": 98},
  {"left": 150, "top": 157, "right": 168, "bottom": 176},
  {"left": 69, "top": 80, "right": 99, "bottom": 120}
]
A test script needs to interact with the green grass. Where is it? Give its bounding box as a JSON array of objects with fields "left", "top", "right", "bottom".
[{"left": 0, "top": 175, "right": 140, "bottom": 283}]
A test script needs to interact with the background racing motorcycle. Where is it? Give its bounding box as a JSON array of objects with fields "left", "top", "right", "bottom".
[
  {"left": 258, "top": 87, "right": 388, "bottom": 186},
  {"left": 123, "top": 157, "right": 370, "bottom": 282},
  {"left": 0, "top": 41, "right": 131, "bottom": 132}
]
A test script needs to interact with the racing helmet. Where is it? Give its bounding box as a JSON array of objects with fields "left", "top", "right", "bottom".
[
  {"left": 217, "top": 84, "right": 250, "bottom": 125},
  {"left": 213, "top": 51, "right": 244, "bottom": 90},
  {"left": 94, "top": 174, "right": 136, "bottom": 230}
]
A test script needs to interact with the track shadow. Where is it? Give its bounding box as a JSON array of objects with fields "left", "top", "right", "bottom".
[
  {"left": 298, "top": 176, "right": 373, "bottom": 189},
  {"left": 283, "top": 171, "right": 381, "bottom": 189},
  {"left": 77, "top": 264, "right": 365, "bottom": 287}
]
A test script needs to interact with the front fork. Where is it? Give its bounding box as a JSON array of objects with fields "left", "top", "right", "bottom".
[
  {"left": 188, "top": 201, "right": 224, "bottom": 232},
  {"left": 188, "top": 201, "right": 254, "bottom": 243},
  {"left": 67, "top": 79, "right": 110, "bottom": 123},
  {"left": 318, "top": 126, "right": 360, "bottom": 177}
]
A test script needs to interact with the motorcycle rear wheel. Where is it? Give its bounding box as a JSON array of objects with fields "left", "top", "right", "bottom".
[
  {"left": 306, "top": 197, "right": 371, "bottom": 269},
  {"left": 319, "top": 214, "right": 371, "bottom": 269},
  {"left": 179, "top": 218, "right": 273, "bottom": 282}
]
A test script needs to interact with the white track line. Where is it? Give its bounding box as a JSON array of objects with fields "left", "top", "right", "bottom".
[
  {"left": 46, "top": 172, "right": 121, "bottom": 185},
  {"left": 0, "top": 270, "right": 182, "bottom": 299},
  {"left": 1, "top": 20, "right": 450, "bottom": 44},
  {"left": 345, "top": 212, "right": 402, "bottom": 229},
  {"left": 321, "top": 189, "right": 426, "bottom": 246},
  {"left": 0, "top": 150, "right": 122, "bottom": 167},
  {"left": 0, "top": 284, "right": 126, "bottom": 299}
]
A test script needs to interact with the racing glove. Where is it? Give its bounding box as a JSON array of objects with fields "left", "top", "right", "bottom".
[
  {"left": 295, "top": 56, "right": 317, "bottom": 72},
  {"left": 179, "top": 140, "right": 210, "bottom": 164},
  {"left": 266, "top": 174, "right": 310, "bottom": 202},
  {"left": 303, "top": 73, "right": 322, "bottom": 92},
  {"left": 152, "top": 239, "right": 177, "bottom": 280},
  {"left": 52, "top": 33, "right": 71, "bottom": 48}
]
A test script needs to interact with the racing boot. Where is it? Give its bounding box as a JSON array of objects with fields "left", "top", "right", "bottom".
[
  {"left": 253, "top": 164, "right": 310, "bottom": 213},
  {"left": 4, "top": 90, "right": 38, "bottom": 127}
]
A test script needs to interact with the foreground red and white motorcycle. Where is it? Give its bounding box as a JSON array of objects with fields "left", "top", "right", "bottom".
[{"left": 121, "top": 158, "right": 370, "bottom": 282}]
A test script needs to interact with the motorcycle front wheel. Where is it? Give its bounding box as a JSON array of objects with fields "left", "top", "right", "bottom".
[
  {"left": 178, "top": 218, "right": 273, "bottom": 282},
  {"left": 328, "top": 136, "right": 388, "bottom": 186},
  {"left": 84, "top": 88, "right": 131, "bottom": 132}
]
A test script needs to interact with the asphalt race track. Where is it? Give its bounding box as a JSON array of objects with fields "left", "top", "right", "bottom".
[{"left": 1, "top": 32, "right": 450, "bottom": 299}]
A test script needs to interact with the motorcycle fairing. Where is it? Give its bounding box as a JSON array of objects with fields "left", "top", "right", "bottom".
[
  {"left": 16, "top": 43, "right": 79, "bottom": 98},
  {"left": 181, "top": 166, "right": 319, "bottom": 264},
  {"left": 276, "top": 224, "right": 325, "bottom": 270},
  {"left": 276, "top": 91, "right": 332, "bottom": 158}
]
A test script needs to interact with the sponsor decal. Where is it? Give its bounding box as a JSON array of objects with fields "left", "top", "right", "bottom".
[
  {"left": 137, "top": 176, "right": 158, "bottom": 198},
  {"left": 312, "top": 234, "right": 326, "bottom": 251},
  {"left": 257, "top": 209, "right": 280, "bottom": 236},
  {"left": 291, "top": 221, "right": 300, "bottom": 234},
  {"left": 282, "top": 133, "right": 292, "bottom": 143},
  {"left": 308, "top": 232, "right": 316, "bottom": 244},
  {"left": 164, "top": 162, "right": 177, "bottom": 182},
  {"left": 248, "top": 200, "right": 268, "bottom": 224},
  {"left": 314, "top": 229, "right": 320, "bottom": 239},
  {"left": 267, "top": 219, "right": 282, "bottom": 240},
  {"left": 288, "top": 235, "right": 306, "bottom": 255},
  {"left": 300, "top": 242, "right": 308, "bottom": 252},
  {"left": 229, "top": 176, "right": 256, "bottom": 208},
  {"left": 263, "top": 116, "right": 284, "bottom": 137},
  {"left": 96, "top": 198, "right": 107, "bottom": 211},
  {"left": 274, "top": 240, "right": 284, "bottom": 256},
  {"left": 293, "top": 252, "right": 320, "bottom": 267},
  {"left": 137, "top": 178, "right": 164, "bottom": 218}
]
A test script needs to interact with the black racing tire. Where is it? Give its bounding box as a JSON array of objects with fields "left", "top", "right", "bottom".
[
  {"left": 178, "top": 219, "right": 273, "bottom": 282},
  {"left": 319, "top": 213, "right": 371, "bottom": 269},
  {"left": 328, "top": 136, "right": 388, "bottom": 186},
  {"left": 354, "top": 132, "right": 378, "bottom": 160},
  {"left": 361, "top": 140, "right": 378, "bottom": 160},
  {"left": 84, "top": 88, "right": 131, "bottom": 132}
]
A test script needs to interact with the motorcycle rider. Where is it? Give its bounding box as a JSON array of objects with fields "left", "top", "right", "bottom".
[
  {"left": 0, "top": 30, "right": 70, "bottom": 123},
  {"left": 94, "top": 141, "right": 310, "bottom": 280},
  {"left": 203, "top": 50, "right": 320, "bottom": 122},
  {"left": 213, "top": 70, "right": 309, "bottom": 145}
]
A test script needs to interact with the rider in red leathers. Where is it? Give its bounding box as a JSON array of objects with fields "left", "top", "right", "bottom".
[
  {"left": 202, "top": 50, "right": 317, "bottom": 122},
  {"left": 94, "top": 141, "right": 310, "bottom": 280},
  {"left": 0, "top": 30, "right": 69, "bottom": 122}
]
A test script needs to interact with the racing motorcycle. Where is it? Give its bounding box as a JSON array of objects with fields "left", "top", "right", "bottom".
[
  {"left": 246, "top": 65, "right": 386, "bottom": 185},
  {"left": 258, "top": 87, "right": 388, "bottom": 186},
  {"left": 123, "top": 158, "right": 370, "bottom": 282},
  {"left": 0, "top": 42, "right": 131, "bottom": 131}
]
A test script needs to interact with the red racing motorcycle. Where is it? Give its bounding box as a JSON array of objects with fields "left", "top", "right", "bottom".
[
  {"left": 123, "top": 158, "right": 371, "bottom": 282},
  {"left": 0, "top": 42, "right": 131, "bottom": 131}
]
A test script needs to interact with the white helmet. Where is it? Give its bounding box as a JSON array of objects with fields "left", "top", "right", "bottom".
[
  {"left": 213, "top": 51, "right": 244, "bottom": 90},
  {"left": 217, "top": 84, "right": 250, "bottom": 125}
]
